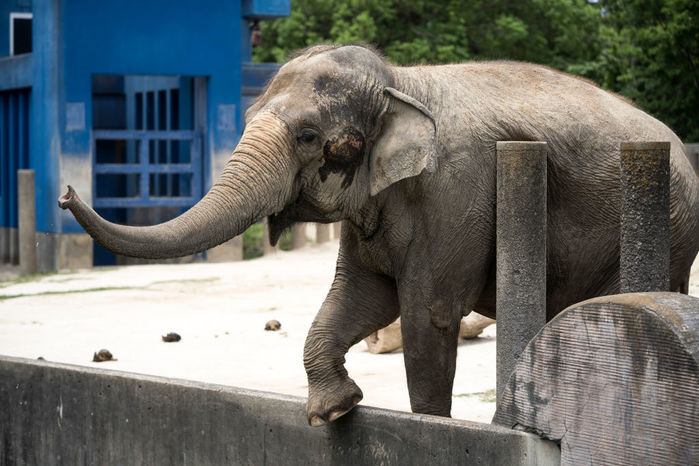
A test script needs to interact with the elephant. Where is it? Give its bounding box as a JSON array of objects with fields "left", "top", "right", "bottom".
[{"left": 59, "top": 44, "right": 699, "bottom": 426}]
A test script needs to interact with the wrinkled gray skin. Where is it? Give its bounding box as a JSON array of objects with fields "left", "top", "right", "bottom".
[{"left": 60, "top": 45, "right": 699, "bottom": 426}]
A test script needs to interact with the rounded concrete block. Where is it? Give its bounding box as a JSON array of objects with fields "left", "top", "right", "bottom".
[{"left": 494, "top": 292, "right": 699, "bottom": 465}]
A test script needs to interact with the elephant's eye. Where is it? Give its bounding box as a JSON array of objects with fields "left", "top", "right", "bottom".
[{"left": 298, "top": 131, "right": 317, "bottom": 144}]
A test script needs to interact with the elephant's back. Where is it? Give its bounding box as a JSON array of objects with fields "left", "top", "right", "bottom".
[
  {"left": 448, "top": 61, "right": 697, "bottom": 243},
  {"left": 415, "top": 61, "right": 698, "bottom": 308}
]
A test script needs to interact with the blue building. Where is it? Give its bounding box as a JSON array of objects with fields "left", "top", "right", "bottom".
[{"left": 0, "top": 0, "right": 287, "bottom": 269}]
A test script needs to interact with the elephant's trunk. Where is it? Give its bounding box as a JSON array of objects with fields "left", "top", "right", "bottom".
[{"left": 58, "top": 113, "right": 296, "bottom": 259}]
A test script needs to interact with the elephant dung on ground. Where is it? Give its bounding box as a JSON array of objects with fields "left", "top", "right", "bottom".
[{"left": 59, "top": 44, "right": 699, "bottom": 426}]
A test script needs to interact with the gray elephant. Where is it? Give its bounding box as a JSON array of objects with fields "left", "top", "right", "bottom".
[{"left": 59, "top": 44, "right": 699, "bottom": 426}]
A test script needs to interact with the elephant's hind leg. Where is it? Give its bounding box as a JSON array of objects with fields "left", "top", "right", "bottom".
[
  {"left": 399, "top": 286, "right": 462, "bottom": 417},
  {"left": 303, "top": 247, "right": 399, "bottom": 426}
]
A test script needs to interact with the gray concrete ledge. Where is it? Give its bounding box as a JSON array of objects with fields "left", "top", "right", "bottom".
[{"left": 0, "top": 356, "right": 559, "bottom": 465}]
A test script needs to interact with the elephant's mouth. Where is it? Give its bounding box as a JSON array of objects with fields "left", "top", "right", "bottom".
[{"left": 268, "top": 194, "right": 339, "bottom": 245}]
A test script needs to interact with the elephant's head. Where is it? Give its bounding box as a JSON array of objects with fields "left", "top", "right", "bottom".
[{"left": 59, "top": 45, "right": 437, "bottom": 258}]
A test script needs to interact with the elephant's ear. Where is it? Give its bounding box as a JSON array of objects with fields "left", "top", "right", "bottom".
[{"left": 369, "top": 87, "right": 438, "bottom": 196}]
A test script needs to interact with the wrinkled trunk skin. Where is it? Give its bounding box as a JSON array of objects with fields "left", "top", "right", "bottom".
[{"left": 58, "top": 113, "right": 295, "bottom": 259}]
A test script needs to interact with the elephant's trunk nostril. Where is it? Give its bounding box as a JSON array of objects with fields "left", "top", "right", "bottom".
[{"left": 58, "top": 185, "right": 77, "bottom": 209}]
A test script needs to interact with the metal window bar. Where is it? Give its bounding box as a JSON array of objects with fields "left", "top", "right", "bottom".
[{"left": 92, "top": 129, "right": 201, "bottom": 208}]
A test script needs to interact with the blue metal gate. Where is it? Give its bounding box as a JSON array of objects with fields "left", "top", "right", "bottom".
[
  {"left": 91, "top": 75, "right": 204, "bottom": 265},
  {"left": 92, "top": 76, "right": 202, "bottom": 211},
  {"left": 92, "top": 129, "right": 202, "bottom": 209},
  {"left": 0, "top": 88, "right": 30, "bottom": 264}
]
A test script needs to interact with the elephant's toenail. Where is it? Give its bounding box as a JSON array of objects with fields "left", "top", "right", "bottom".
[
  {"left": 328, "top": 410, "right": 347, "bottom": 422},
  {"left": 309, "top": 415, "right": 327, "bottom": 427}
]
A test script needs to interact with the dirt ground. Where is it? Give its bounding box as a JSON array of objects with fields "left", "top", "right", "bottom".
[{"left": 1, "top": 241, "right": 697, "bottom": 424}]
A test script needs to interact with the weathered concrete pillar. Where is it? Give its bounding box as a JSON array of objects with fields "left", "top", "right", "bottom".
[
  {"left": 18, "top": 169, "right": 37, "bottom": 275},
  {"left": 262, "top": 218, "right": 278, "bottom": 255},
  {"left": 0, "top": 227, "right": 9, "bottom": 264},
  {"left": 619, "top": 142, "right": 671, "bottom": 293},
  {"left": 332, "top": 222, "right": 342, "bottom": 240},
  {"left": 685, "top": 143, "right": 699, "bottom": 175},
  {"left": 496, "top": 141, "right": 547, "bottom": 406},
  {"left": 206, "top": 236, "right": 243, "bottom": 262},
  {"left": 291, "top": 223, "right": 306, "bottom": 249},
  {"left": 316, "top": 224, "right": 330, "bottom": 244}
]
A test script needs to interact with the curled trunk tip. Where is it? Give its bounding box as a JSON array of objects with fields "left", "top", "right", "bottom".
[{"left": 58, "top": 185, "right": 77, "bottom": 210}]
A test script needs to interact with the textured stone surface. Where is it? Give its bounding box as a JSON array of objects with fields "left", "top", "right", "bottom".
[
  {"left": 0, "top": 355, "right": 559, "bottom": 466},
  {"left": 619, "top": 142, "right": 671, "bottom": 293},
  {"left": 495, "top": 141, "right": 548, "bottom": 405},
  {"left": 493, "top": 292, "right": 699, "bottom": 465}
]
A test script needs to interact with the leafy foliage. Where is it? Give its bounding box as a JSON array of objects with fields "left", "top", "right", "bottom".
[
  {"left": 252, "top": 0, "right": 698, "bottom": 141},
  {"left": 577, "top": 0, "right": 699, "bottom": 141},
  {"left": 243, "top": 222, "right": 293, "bottom": 260}
]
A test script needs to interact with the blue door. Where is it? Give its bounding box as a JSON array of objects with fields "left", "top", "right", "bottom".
[
  {"left": 91, "top": 75, "right": 204, "bottom": 265},
  {"left": 0, "top": 89, "right": 30, "bottom": 265}
]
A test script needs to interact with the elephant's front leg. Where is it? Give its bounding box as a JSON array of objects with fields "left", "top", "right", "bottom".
[
  {"left": 303, "top": 257, "right": 399, "bottom": 426},
  {"left": 399, "top": 284, "right": 462, "bottom": 416}
]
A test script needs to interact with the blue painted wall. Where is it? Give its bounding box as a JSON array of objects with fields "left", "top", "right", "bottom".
[
  {"left": 29, "top": 0, "right": 61, "bottom": 235},
  {"left": 243, "top": 0, "right": 291, "bottom": 19}
]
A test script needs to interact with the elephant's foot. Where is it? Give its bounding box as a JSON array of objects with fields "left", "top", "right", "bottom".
[{"left": 307, "top": 377, "right": 363, "bottom": 426}]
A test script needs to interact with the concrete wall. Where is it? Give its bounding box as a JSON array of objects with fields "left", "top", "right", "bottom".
[{"left": 0, "top": 356, "right": 560, "bottom": 465}]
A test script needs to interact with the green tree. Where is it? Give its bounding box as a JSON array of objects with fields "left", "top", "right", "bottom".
[
  {"left": 253, "top": 1, "right": 599, "bottom": 67},
  {"left": 574, "top": 0, "right": 699, "bottom": 141}
]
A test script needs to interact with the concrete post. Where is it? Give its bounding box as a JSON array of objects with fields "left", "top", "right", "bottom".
[
  {"left": 332, "top": 222, "right": 342, "bottom": 240},
  {"left": 685, "top": 143, "right": 699, "bottom": 175},
  {"left": 18, "top": 169, "right": 37, "bottom": 275},
  {"left": 206, "top": 236, "right": 243, "bottom": 262},
  {"left": 619, "top": 142, "right": 671, "bottom": 293},
  {"left": 291, "top": 223, "right": 306, "bottom": 249},
  {"left": 496, "top": 141, "right": 547, "bottom": 407},
  {"left": 262, "top": 218, "right": 278, "bottom": 255},
  {"left": 316, "top": 224, "right": 330, "bottom": 244}
]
